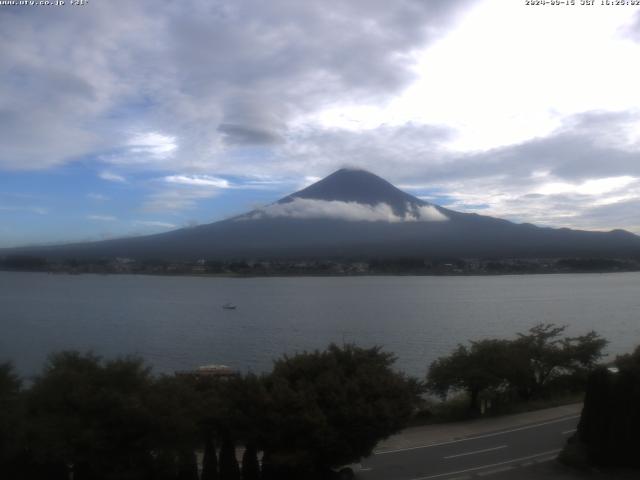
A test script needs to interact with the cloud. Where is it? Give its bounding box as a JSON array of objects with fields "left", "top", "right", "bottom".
[
  {"left": 535, "top": 176, "right": 636, "bottom": 196},
  {"left": 164, "top": 175, "right": 231, "bottom": 188},
  {"left": 142, "top": 187, "right": 219, "bottom": 212},
  {"left": 0, "top": 0, "right": 473, "bottom": 172},
  {"left": 414, "top": 205, "right": 449, "bottom": 222},
  {"left": 87, "top": 215, "right": 117, "bottom": 222},
  {"left": 246, "top": 198, "right": 448, "bottom": 223},
  {"left": 218, "top": 123, "right": 282, "bottom": 146},
  {"left": 257, "top": 123, "right": 454, "bottom": 181},
  {"left": 133, "top": 220, "right": 177, "bottom": 229},
  {"left": 99, "top": 171, "right": 127, "bottom": 183},
  {"left": 623, "top": 11, "right": 640, "bottom": 42},
  {"left": 128, "top": 132, "right": 177, "bottom": 158},
  {"left": 5, "top": 0, "right": 640, "bottom": 237}
]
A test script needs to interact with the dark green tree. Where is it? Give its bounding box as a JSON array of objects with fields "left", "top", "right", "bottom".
[
  {"left": 427, "top": 339, "right": 511, "bottom": 411},
  {"left": 262, "top": 344, "right": 421, "bottom": 477},
  {"left": 26, "top": 352, "right": 157, "bottom": 480},
  {"left": 513, "top": 323, "right": 569, "bottom": 398},
  {"left": 427, "top": 324, "right": 608, "bottom": 410},
  {"left": 152, "top": 450, "right": 178, "bottom": 480},
  {"left": 146, "top": 375, "right": 201, "bottom": 453},
  {"left": 177, "top": 450, "right": 199, "bottom": 480},
  {"left": 572, "top": 346, "right": 640, "bottom": 467},
  {"left": 214, "top": 374, "right": 269, "bottom": 446},
  {"left": 201, "top": 433, "right": 219, "bottom": 480},
  {"left": 241, "top": 443, "right": 260, "bottom": 480},
  {"left": 219, "top": 436, "right": 241, "bottom": 480},
  {"left": 0, "top": 363, "right": 25, "bottom": 480},
  {"left": 511, "top": 324, "right": 607, "bottom": 399}
]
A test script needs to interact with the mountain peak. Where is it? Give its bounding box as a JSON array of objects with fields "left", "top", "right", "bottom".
[{"left": 283, "top": 168, "right": 425, "bottom": 214}]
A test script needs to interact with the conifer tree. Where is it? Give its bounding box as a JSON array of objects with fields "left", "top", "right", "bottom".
[
  {"left": 219, "top": 436, "right": 241, "bottom": 480},
  {"left": 241, "top": 443, "right": 260, "bottom": 480},
  {"left": 201, "top": 434, "right": 219, "bottom": 480},
  {"left": 177, "top": 450, "right": 199, "bottom": 480}
]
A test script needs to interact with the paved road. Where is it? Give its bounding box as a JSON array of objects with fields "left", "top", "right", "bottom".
[{"left": 360, "top": 414, "right": 579, "bottom": 480}]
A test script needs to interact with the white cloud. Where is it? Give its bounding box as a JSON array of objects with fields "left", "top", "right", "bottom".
[
  {"left": 142, "top": 188, "right": 218, "bottom": 212},
  {"left": 438, "top": 172, "right": 640, "bottom": 234},
  {"left": 133, "top": 220, "right": 177, "bottom": 229},
  {"left": 415, "top": 205, "right": 449, "bottom": 222},
  {"left": 128, "top": 132, "right": 177, "bottom": 156},
  {"left": 87, "top": 214, "right": 117, "bottom": 222},
  {"left": 536, "top": 176, "right": 636, "bottom": 196},
  {"left": 142, "top": 173, "right": 238, "bottom": 212},
  {"left": 99, "top": 171, "right": 127, "bottom": 183},
  {"left": 309, "top": 0, "right": 640, "bottom": 152},
  {"left": 247, "top": 198, "right": 448, "bottom": 223},
  {"left": 164, "top": 175, "right": 231, "bottom": 188}
]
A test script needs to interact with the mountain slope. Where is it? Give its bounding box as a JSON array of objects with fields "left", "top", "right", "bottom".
[
  {"left": 3, "top": 169, "right": 640, "bottom": 260},
  {"left": 283, "top": 168, "right": 425, "bottom": 214}
]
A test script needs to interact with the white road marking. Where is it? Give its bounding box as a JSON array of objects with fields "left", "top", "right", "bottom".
[
  {"left": 562, "top": 429, "right": 577, "bottom": 435},
  {"left": 535, "top": 455, "right": 557, "bottom": 464},
  {"left": 443, "top": 445, "right": 507, "bottom": 459},
  {"left": 477, "top": 465, "right": 514, "bottom": 476},
  {"left": 408, "top": 449, "right": 562, "bottom": 480},
  {"left": 374, "top": 415, "right": 579, "bottom": 455}
]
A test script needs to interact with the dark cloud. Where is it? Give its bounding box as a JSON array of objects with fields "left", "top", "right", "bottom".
[
  {"left": 397, "top": 111, "right": 640, "bottom": 185},
  {"left": 269, "top": 123, "right": 455, "bottom": 180},
  {"left": 0, "top": 0, "right": 476, "bottom": 170},
  {"left": 218, "top": 124, "right": 283, "bottom": 146}
]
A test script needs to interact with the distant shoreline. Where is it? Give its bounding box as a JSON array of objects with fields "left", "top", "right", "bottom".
[
  {"left": 2, "top": 267, "right": 639, "bottom": 279},
  {"left": 2, "top": 254, "right": 639, "bottom": 278}
]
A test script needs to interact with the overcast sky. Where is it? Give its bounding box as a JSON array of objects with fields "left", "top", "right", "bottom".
[{"left": 1, "top": 0, "right": 640, "bottom": 247}]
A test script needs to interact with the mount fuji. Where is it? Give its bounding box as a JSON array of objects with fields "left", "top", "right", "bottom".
[{"left": 4, "top": 168, "right": 640, "bottom": 260}]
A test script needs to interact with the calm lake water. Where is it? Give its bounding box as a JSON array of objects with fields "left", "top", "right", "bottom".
[{"left": 1, "top": 271, "right": 639, "bottom": 378}]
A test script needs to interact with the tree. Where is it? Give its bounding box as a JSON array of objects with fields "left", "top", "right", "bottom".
[
  {"left": 513, "top": 323, "right": 568, "bottom": 398},
  {"left": 26, "top": 352, "right": 158, "bottom": 480},
  {"left": 427, "top": 340, "right": 511, "bottom": 411},
  {"left": 511, "top": 324, "right": 607, "bottom": 399},
  {"left": 241, "top": 443, "right": 260, "bottom": 480},
  {"left": 575, "top": 346, "right": 640, "bottom": 467},
  {"left": 427, "top": 324, "right": 608, "bottom": 410},
  {"left": 0, "top": 363, "right": 25, "bottom": 480},
  {"left": 219, "top": 436, "right": 241, "bottom": 480},
  {"left": 177, "top": 450, "right": 199, "bottom": 480},
  {"left": 195, "top": 373, "right": 268, "bottom": 480},
  {"left": 562, "top": 330, "right": 608, "bottom": 371},
  {"left": 145, "top": 375, "right": 202, "bottom": 462},
  {"left": 261, "top": 344, "right": 421, "bottom": 478},
  {"left": 201, "top": 433, "right": 219, "bottom": 480}
]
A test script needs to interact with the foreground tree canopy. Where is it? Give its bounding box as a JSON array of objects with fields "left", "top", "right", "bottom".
[
  {"left": 426, "top": 323, "right": 607, "bottom": 411},
  {"left": 262, "top": 345, "right": 420, "bottom": 474},
  {"left": 0, "top": 344, "right": 420, "bottom": 480},
  {"left": 574, "top": 345, "right": 640, "bottom": 468}
]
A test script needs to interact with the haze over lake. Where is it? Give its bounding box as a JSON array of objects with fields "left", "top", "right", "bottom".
[{"left": 2, "top": 271, "right": 639, "bottom": 378}]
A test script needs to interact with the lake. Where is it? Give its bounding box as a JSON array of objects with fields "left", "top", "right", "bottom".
[{"left": 1, "top": 271, "right": 639, "bottom": 378}]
